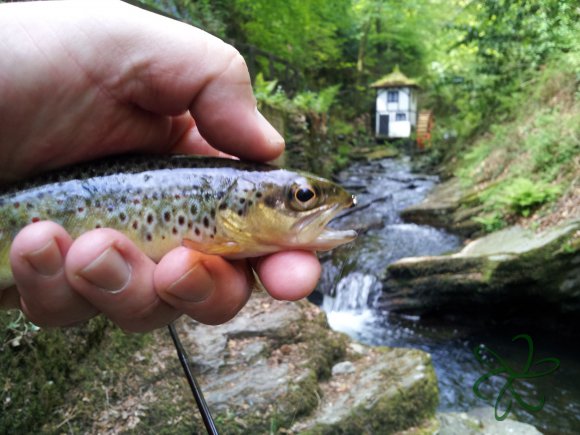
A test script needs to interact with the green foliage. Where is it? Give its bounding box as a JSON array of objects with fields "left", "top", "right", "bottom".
[
  {"left": 139, "top": 0, "right": 228, "bottom": 37},
  {"left": 429, "top": 0, "right": 579, "bottom": 140},
  {"left": 293, "top": 85, "right": 341, "bottom": 115},
  {"left": 499, "top": 178, "right": 561, "bottom": 217},
  {"left": 232, "top": 0, "right": 353, "bottom": 74},
  {"left": 3, "top": 311, "right": 40, "bottom": 346},
  {"left": 253, "top": 73, "right": 292, "bottom": 112},
  {"left": 473, "top": 212, "right": 506, "bottom": 233}
]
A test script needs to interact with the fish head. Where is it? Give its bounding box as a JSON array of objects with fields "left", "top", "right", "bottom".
[{"left": 217, "top": 170, "right": 357, "bottom": 256}]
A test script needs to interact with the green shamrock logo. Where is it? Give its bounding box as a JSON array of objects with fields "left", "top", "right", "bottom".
[{"left": 472, "top": 333, "right": 560, "bottom": 421}]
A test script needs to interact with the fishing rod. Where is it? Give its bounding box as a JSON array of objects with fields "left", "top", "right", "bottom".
[{"left": 168, "top": 323, "right": 219, "bottom": 435}]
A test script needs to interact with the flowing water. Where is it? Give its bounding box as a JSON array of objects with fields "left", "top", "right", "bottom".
[{"left": 317, "top": 157, "right": 580, "bottom": 434}]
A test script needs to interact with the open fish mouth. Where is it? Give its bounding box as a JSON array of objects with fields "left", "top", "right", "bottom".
[{"left": 291, "top": 195, "right": 357, "bottom": 250}]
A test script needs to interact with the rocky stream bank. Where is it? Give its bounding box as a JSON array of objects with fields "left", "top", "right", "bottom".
[{"left": 396, "top": 178, "right": 580, "bottom": 329}]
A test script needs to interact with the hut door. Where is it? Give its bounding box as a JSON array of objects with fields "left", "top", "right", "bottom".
[{"left": 378, "top": 114, "right": 389, "bottom": 136}]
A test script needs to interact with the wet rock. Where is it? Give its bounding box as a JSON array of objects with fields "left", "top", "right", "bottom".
[
  {"left": 400, "top": 178, "right": 482, "bottom": 236},
  {"left": 436, "top": 407, "right": 542, "bottom": 435},
  {"left": 380, "top": 220, "right": 580, "bottom": 319},
  {"left": 291, "top": 346, "right": 438, "bottom": 434},
  {"left": 351, "top": 146, "right": 399, "bottom": 161},
  {"left": 331, "top": 360, "right": 355, "bottom": 376},
  {"left": 170, "top": 295, "right": 439, "bottom": 434}
]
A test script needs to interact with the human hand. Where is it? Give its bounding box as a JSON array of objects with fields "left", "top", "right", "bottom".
[{"left": 0, "top": 0, "right": 321, "bottom": 330}]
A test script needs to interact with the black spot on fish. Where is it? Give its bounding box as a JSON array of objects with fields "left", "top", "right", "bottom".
[
  {"left": 195, "top": 227, "right": 200, "bottom": 236},
  {"left": 203, "top": 217, "right": 210, "bottom": 228},
  {"left": 239, "top": 198, "right": 245, "bottom": 204},
  {"left": 119, "top": 212, "right": 127, "bottom": 222},
  {"left": 78, "top": 207, "right": 85, "bottom": 213},
  {"left": 219, "top": 203, "right": 227, "bottom": 210},
  {"left": 26, "top": 203, "right": 33, "bottom": 209},
  {"left": 210, "top": 208, "right": 215, "bottom": 219},
  {"left": 132, "top": 221, "right": 139, "bottom": 230},
  {"left": 237, "top": 209, "right": 243, "bottom": 216},
  {"left": 178, "top": 216, "right": 185, "bottom": 226},
  {"left": 13, "top": 202, "right": 19, "bottom": 209},
  {"left": 187, "top": 221, "right": 193, "bottom": 229},
  {"left": 248, "top": 200, "right": 253, "bottom": 207},
  {"left": 172, "top": 227, "right": 178, "bottom": 235},
  {"left": 164, "top": 211, "right": 171, "bottom": 222},
  {"left": 213, "top": 226, "right": 217, "bottom": 234},
  {"left": 146, "top": 233, "right": 152, "bottom": 242},
  {"left": 256, "top": 192, "right": 263, "bottom": 198},
  {"left": 264, "top": 196, "right": 277, "bottom": 208},
  {"left": 147, "top": 214, "right": 154, "bottom": 224},
  {"left": 190, "top": 204, "right": 198, "bottom": 215},
  {"left": 204, "top": 193, "right": 211, "bottom": 201}
]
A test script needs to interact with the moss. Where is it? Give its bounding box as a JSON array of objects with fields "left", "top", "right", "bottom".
[
  {"left": 0, "top": 312, "right": 150, "bottom": 434},
  {"left": 302, "top": 350, "right": 439, "bottom": 435}
]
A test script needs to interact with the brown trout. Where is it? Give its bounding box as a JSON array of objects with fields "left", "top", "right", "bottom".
[{"left": 0, "top": 155, "right": 356, "bottom": 289}]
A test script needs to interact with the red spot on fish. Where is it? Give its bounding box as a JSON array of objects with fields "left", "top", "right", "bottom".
[
  {"left": 31, "top": 217, "right": 40, "bottom": 223},
  {"left": 13, "top": 202, "right": 19, "bottom": 209}
]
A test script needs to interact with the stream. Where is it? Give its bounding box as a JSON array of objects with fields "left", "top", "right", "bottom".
[{"left": 316, "top": 157, "right": 580, "bottom": 435}]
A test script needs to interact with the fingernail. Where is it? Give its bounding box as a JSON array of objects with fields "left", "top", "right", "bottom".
[
  {"left": 167, "top": 263, "right": 215, "bottom": 303},
  {"left": 79, "top": 247, "right": 131, "bottom": 293},
  {"left": 24, "top": 239, "right": 63, "bottom": 277},
  {"left": 256, "top": 109, "right": 285, "bottom": 150}
]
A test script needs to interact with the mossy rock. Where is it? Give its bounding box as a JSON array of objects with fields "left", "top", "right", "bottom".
[{"left": 0, "top": 312, "right": 148, "bottom": 434}]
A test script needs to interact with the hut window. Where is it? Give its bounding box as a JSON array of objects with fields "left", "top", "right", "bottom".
[
  {"left": 396, "top": 113, "right": 406, "bottom": 121},
  {"left": 387, "top": 91, "right": 399, "bottom": 103}
]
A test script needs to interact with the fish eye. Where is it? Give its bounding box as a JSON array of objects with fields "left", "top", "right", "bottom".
[
  {"left": 296, "top": 187, "right": 315, "bottom": 203},
  {"left": 288, "top": 184, "right": 319, "bottom": 210}
]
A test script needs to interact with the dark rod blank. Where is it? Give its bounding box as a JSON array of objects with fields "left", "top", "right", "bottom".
[{"left": 168, "top": 323, "right": 219, "bottom": 435}]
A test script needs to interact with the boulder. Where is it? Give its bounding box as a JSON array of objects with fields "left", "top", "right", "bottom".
[
  {"left": 290, "top": 344, "right": 438, "bottom": 434},
  {"left": 400, "top": 178, "right": 482, "bottom": 236},
  {"left": 380, "top": 220, "right": 580, "bottom": 318},
  {"left": 45, "top": 294, "right": 439, "bottom": 434},
  {"left": 435, "top": 407, "right": 542, "bottom": 435}
]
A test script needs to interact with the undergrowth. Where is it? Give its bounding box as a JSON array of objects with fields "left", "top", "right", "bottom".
[{"left": 454, "top": 50, "right": 580, "bottom": 231}]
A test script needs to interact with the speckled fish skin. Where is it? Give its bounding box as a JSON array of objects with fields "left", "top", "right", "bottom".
[{"left": 0, "top": 155, "right": 356, "bottom": 289}]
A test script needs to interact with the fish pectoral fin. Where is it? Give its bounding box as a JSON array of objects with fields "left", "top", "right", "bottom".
[{"left": 182, "top": 237, "right": 242, "bottom": 256}]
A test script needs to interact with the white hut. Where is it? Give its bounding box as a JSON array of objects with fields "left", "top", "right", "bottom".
[{"left": 370, "top": 67, "right": 419, "bottom": 139}]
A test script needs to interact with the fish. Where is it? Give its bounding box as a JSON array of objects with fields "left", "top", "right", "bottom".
[{"left": 0, "top": 155, "right": 357, "bottom": 289}]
